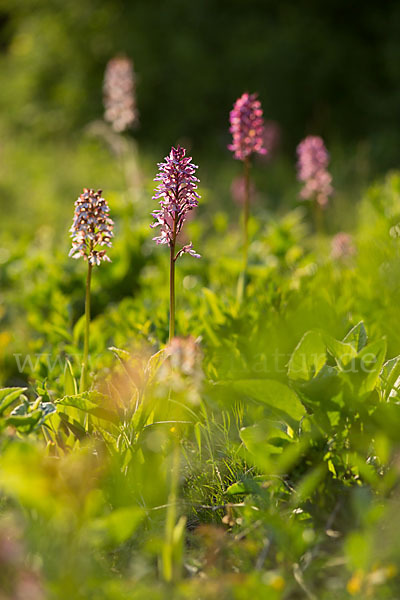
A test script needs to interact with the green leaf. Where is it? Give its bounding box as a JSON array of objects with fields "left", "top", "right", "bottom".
[
  {"left": 323, "top": 333, "right": 357, "bottom": 369},
  {"left": 343, "top": 321, "right": 367, "bottom": 352},
  {"left": 73, "top": 314, "right": 85, "bottom": 346},
  {"left": 295, "top": 364, "right": 342, "bottom": 406},
  {"left": 58, "top": 412, "right": 87, "bottom": 440},
  {"left": 108, "top": 346, "right": 131, "bottom": 362},
  {"left": 57, "top": 392, "right": 118, "bottom": 423},
  {"left": 240, "top": 424, "right": 309, "bottom": 474},
  {"left": 226, "top": 475, "right": 269, "bottom": 496},
  {"left": 5, "top": 410, "right": 42, "bottom": 432},
  {"left": 58, "top": 392, "right": 99, "bottom": 412},
  {"left": 89, "top": 506, "right": 144, "bottom": 546},
  {"left": 0, "top": 388, "right": 27, "bottom": 416},
  {"left": 228, "top": 379, "right": 305, "bottom": 424},
  {"left": 194, "top": 422, "right": 202, "bottom": 457},
  {"left": 202, "top": 288, "right": 225, "bottom": 323},
  {"left": 359, "top": 339, "right": 387, "bottom": 395},
  {"left": 64, "top": 359, "right": 77, "bottom": 396},
  {"left": 145, "top": 349, "right": 165, "bottom": 379},
  {"left": 380, "top": 355, "right": 400, "bottom": 400},
  {"left": 288, "top": 331, "right": 326, "bottom": 381},
  {"left": 293, "top": 464, "right": 327, "bottom": 504}
]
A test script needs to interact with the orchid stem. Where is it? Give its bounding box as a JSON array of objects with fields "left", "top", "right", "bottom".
[
  {"left": 243, "top": 157, "right": 250, "bottom": 269},
  {"left": 169, "top": 239, "right": 176, "bottom": 343},
  {"left": 313, "top": 199, "right": 323, "bottom": 235},
  {"left": 80, "top": 260, "right": 92, "bottom": 393}
]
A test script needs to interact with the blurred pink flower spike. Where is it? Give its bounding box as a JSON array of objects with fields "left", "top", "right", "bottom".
[
  {"left": 103, "top": 56, "right": 138, "bottom": 132},
  {"left": 228, "top": 92, "right": 266, "bottom": 161},
  {"left": 296, "top": 135, "right": 333, "bottom": 208}
]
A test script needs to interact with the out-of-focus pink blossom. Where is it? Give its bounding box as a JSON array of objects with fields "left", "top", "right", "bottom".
[
  {"left": 228, "top": 93, "right": 266, "bottom": 161},
  {"left": 230, "top": 176, "right": 256, "bottom": 206},
  {"left": 331, "top": 232, "right": 356, "bottom": 260},
  {"left": 297, "top": 135, "right": 333, "bottom": 207},
  {"left": 260, "top": 120, "right": 281, "bottom": 162},
  {"left": 103, "top": 56, "right": 138, "bottom": 132}
]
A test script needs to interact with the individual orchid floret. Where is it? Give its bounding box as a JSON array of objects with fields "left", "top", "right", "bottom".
[
  {"left": 228, "top": 92, "right": 266, "bottom": 161},
  {"left": 175, "top": 243, "right": 201, "bottom": 260},
  {"left": 69, "top": 188, "right": 114, "bottom": 266},
  {"left": 150, "top": 145, "right": 200, "bottom": 260},
  {"left": 296, "top": 136, "right": 333, "bottom": 208},
  {"left": 103, "top": 56, "right": 138, "bottom": 132}
]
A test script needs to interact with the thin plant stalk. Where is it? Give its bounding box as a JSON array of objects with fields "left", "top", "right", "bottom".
[
  {"left": 236, "top": 157, "right": 251, "bottom": 304},
  {"left": 162, "top": 437, "right": 181, "bottom": 582},
  {"left": 169, "top": 222, "right": 176, "bottom": 342},
  {"left": 313, "top": 198, "right": 323, "bottom": 235},
  {"left": 243, "top": 156, "right": 250, "bottom": 269},
  {"left": 80, "top": 260, "right": 92, "bottom": 392}
]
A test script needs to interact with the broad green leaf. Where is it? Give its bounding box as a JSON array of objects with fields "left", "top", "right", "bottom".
[
  {"left": 58, "top": 392, "right": 99, "bottom": 412},
  {"left": 295, "top": 364, "right": 342, "bottom": 406},
  {"left": 323, "top": 333, "right": 357, "bottom": 369},
  {"left": 288, "top": 331, "right": 326, "bottom": 381},
  {"left": 380, "top": 355, "right": 400, "bottom": 400},
  {"left": 0, "top": 387, "right": 27, "bottom": 416},
  {"left": 228, "top": 379, "right": 305, "bottom": 423},
  {"left": 58, "top": 392, "right": 118, "bottom": 423},
  {"left": 5, "top": 410, "right": 42, "bottom": 432},
  {"left": 89, "top": 506, "right": 144, "bottom": 545},
  {"left": 146, "top": 348, "right": 165, "bottom": 379},
  {"left": 343, "top": 322, "right": 367, "bottom": 352},
  {"left": 7, "top": 401, "right": 55, "bottom": 432},
  {"left": 359, "top": 339, "right": 387, "bottom": 395}
]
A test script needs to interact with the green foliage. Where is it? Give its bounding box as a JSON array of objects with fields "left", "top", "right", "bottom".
[{"left": 3, "top": 52, "right": 400, "bottom": 596}]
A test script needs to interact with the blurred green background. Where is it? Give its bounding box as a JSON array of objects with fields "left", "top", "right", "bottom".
[
  {"left": 0, "top": 0, "right": 400, "bottom": 236},
  {"left": 2, "top": 0, "right": 400, "bottom": 156}
]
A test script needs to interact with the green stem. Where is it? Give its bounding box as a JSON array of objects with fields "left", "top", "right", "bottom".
[
  {"left": 169, "top": 243, "right": 175, "bottom": 342},
  {"left": 163, "top": 437, "right": 180, "bottom": 582},
  {"left": 80, "top": 260, "right": 92, "bottom": 392},
  {"left": 169, "top": 215, "right": 177, "bottom": 343},
  {"left": 313, "top": 198, "right": 323, "bottom": 235},
  {"left": 243, "top": 156, "right": 250, "bottom": 269}
]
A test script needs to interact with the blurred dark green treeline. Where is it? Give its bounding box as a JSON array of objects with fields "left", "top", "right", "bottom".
[
  {"left": 1, "top": 0, "right": 400, "bottom": 158},
  {"left": 1, "top": 0, "right": 400, "bottom": 237}
]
